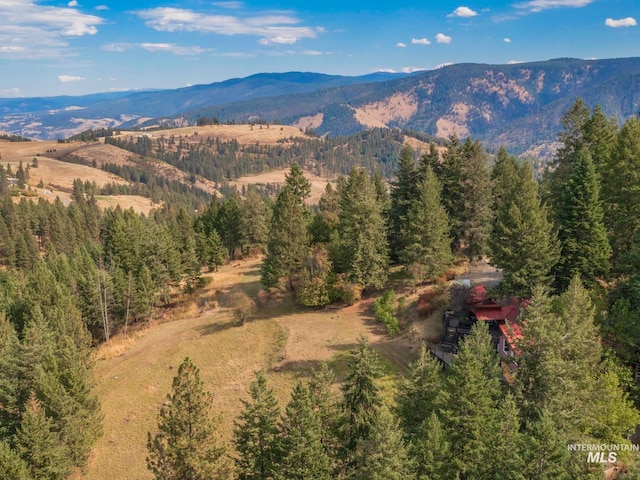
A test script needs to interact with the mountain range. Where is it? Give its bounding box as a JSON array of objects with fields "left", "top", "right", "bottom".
[{"left": 2, "top": 57, "right": 640, "bottom": 156}]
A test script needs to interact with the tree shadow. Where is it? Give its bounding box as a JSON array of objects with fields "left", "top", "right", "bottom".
[
  {"left": 195, "top": 318, "right": 238, "bottom": 336},
  {"left": 273, "top": 359, "right": 324, "bottom": 373}
]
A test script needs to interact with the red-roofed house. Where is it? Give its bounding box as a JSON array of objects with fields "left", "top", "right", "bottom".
[{"left": 468, "top": 289, "right": 526, "bottom": 359}]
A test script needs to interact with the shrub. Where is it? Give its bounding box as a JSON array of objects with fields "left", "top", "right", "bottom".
[{"left": 373, "top": 290, "right": 400, "bottom": 336}]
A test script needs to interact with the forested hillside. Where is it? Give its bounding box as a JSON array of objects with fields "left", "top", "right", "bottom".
[{"left": 1, "top": 98, "right": 640, "bottom": 479}]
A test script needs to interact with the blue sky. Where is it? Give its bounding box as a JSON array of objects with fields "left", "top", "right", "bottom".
[{"left": 1, "top": 0, "right": 638, "bottom": 97}]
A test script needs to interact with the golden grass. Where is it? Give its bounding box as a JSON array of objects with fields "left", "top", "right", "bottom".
[
  {"left": 84, "top": 258, "right": 425, "bottom": 480},
  {"left": 115, "top": 124, "right": 310, "bottom": 146}
]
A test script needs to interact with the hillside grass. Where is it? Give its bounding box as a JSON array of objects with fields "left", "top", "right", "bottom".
[{"left": 84, "top": 257, "right": 437, "bottom": 479}]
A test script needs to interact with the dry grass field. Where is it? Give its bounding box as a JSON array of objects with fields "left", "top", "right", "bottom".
[
  {"left": 229, "top": 168, "right": 336, "bottom": 204},
  {"left": 84, "top": 257, "right": 443, "bottom": 480},
  {"left": 117, "top": 123, "right": 310, "bottom": 146}
]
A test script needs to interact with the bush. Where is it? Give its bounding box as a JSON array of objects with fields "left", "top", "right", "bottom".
[
  {"left": 333, "top": 274, "right": 363, "bottom": 305},
  {"left": 373, "top": 290, "right": 400, "bottom": 336}
]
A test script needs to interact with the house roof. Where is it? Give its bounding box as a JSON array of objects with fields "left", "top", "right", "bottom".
[
  {"left": 499, "top": 322, "right": 523, "bottom": 350},
  {"left": 470, "top": 297, "right": 521, "bottom": 322}
]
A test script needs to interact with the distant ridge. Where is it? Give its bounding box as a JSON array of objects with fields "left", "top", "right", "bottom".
[{"left": 2, "top": 58, "right": 640, "bottom": 156}]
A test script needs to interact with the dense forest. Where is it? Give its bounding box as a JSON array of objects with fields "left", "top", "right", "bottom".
[
  {"left": 104, "top": 127, "right": 444, "bottom": 183},
  {"left": 1, "top": 98, "right": 640, "bottom": 478}
]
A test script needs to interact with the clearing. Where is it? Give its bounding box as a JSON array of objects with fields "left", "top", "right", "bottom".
[
  {"left": 117, "top": 124, "right": 310, "bottom": 146},
  {"left": 85, "top": 257, "right": 440, "bottom": 480},
  {"left": 229, "top": 168, "right": 336, "bottom": 204}
]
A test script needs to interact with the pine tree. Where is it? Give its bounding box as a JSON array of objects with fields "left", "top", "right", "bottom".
[
  {"left": 601, "top": 116, "right": 640, "bottom": 274},
  {"left": 284, "top": 163, "right": 311, "bottom": 204},
  {"left": 233, "top": 370, "right": 281, "bottom": 480},
  {"left": 241, "top": 189, "right": 269, "bottom": 255},
  {"left": 0, "top": 441, "right": 31, "bottom": 480},
  {"left": 339, "top": 336, "right": 382, "bottom": 465},
  {"left": 458, "top": 137, "right": 492, "bottom": 259},
  {"left": 14, "top": 392, "right": 71, "bottom": 480},
  {"left": 350, "top": 405, "right": 414, "bottom": 480},
  {"left": 399, "top": 166, "right": 453, "bottom": 282},
  {"left": 491, "top": 393, "right": 527, "bottom": 480},
  {"left": 333, "top": 168, "right": 389, "bottom": 289},
  {"left": 437, "top": 321, "right": 502, "bottom": 479},
  {"left": 554, "top": 147, "right": 610, "bottom": 289},
  {"left": 275, "top": 381, "right": 332, "bottom": 480},
  {"left": 396, "top": 343, "right": 442, "bottom": 439},
  {"left": 389, "top": 145, "right": 418, "bottom": 258},
  {"left": 514, "top": 287, "right": 566, "bottom": 427},
  {"left": 489, "top": 161, "right": 559, "bottom": 296},
  {"left": 147, "top": 358, "right": 230, "bottom": 480},
  {"left": 182, "top": 235, "right": 202, "bottom": 293},
  {"left": 261, "top": 186, "right": 309, "bottom": 290},
  {"left": 413, "top": 412, "right": 452, "bottom": 480},
  {"left": 521, "top": 411, "right": 572, "bottom": 480},
  {"left": 307, "top": 363, "right": 339, "bottom": 458}
]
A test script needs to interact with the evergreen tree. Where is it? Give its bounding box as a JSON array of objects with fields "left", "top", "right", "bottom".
[
  {"left": 413, "top": 412, "right": 452, "bottom": 480},
  {"left": 339, "top": 336, "right": 382, "bottom": 465},
  {"left": 307, "top": 363, "right": 339, "bottom": 458},
  {"left": 350, "top": 405, "right": 414, "bottom": 480},
  {"left": 417, "top": 143, "right": 441, "bottom": 179},
  {"left": 389, "top": 145, "right": 418, "bottom": 258},
  {"left": 491, "top": 393, "right": 527, "bottom": 480},
  {"left": 0, "top": 441, "right": 31, "bottom": 480},
  {"left": 514, "top": 287, "right": 566, "bottom": 428},
  {"left": 437, "top": 321, "right": 502, "bottom": 479},
  {"left": 309, "top": 183, "right": 340, "bottom": 245},
  {"left": 275, "top": 381, "right": 332, "bottom": 480},
  {"left": 284, "top": 163, "right": 311, "bottom": 204},
  {"left": 182, "top": 235, "right": 202, "bottom": 293},
  {"left": 261, "top": 186, "right": 309, "bottom": 290},
  {"left": 333, "top": 168, "right": 389, "bottom": 289},
  {"left": 458, "top": 137, "right": 492, "bottom": 259},
  {"left": 489, "top": 160, "right": 559, "bottom": 296},
  {"left": 396, "top": 343, "right": 442, "bottom": 439},
  {"left": 241, "top": 189, "right": 269, "bottom": 255},
  {"left": 602, "top": 116, "right": 640, "bottom": 274},
  {"left": 147, "top": 358, "right": 230, "bottom": 480},
  {"left": 554, "top": 148, "right": 610, "bottom": 289},
  {"left": 521, "top": 411, "right": 572, "bottom": 480},
  {"left": 233, "top": 370, "right": 281, "bottom": 480},
  {"left": 398, "top": 166, "right": 453, "bottom": 282},
  {"left": 546, "top": 98, "right": 591, "bottom": 212},
  {"left": 14, "top": 393, "right": 71, "bottom": 480}
]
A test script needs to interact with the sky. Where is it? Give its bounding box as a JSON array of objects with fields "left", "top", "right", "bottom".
[{"left": 0, "top": 0, "right": 639, "bottom": 97}]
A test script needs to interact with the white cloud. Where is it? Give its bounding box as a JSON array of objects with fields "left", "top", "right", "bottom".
[
  {"left": 102, "top": 43, "right": 132, "bottom": 52},
  {"left": 402, "top": 66, "right": 427, "bottom": 73},
  {"left": 448, "top": 6, "right": 478, "bottom": 18},
  {"left": 58, "top": 75, "right": 85, "bottom": 82},
  {"left": 377, "top": 68, "right": 397, "bottom": 73},
  {"left": 435, "top": 33, "right": 452, "bottom": 44},
  {"left": 95, "top": 5, "right": 108, "bottom": 11},
  {"left": 0, "top": 0, "right": 103, "bottom": 59},
  {"left": 411, "top": 38, "right": 431, "bottom": 45},
  {"left": 68, "top": 0, "right": 78, "bottom": 6},
  {"left": 504, "top": 37, "right": 512, "bottom": 43},
  {"left": 434, "top": 62, "right": 454, "bottom": 69},
  {"left": 396, "top": 42, "right": 406, "bottom": 48},
  {"left": 141, "top": 43, "right": 206, "bottom": 55},
  {"left": 135, "top": 7, "right": 318, "bottom": 45},
  {"left": 212, "top": 1, "right": 244, "bottom": 8},
  {"left": 1, "top": 88, "right": 22, "bottom": 97},
  {"left": 514, "top": 0, "right": 592, "bottom": 13},
  {"left": 605, "top": 17, "right": 637, "bottom": 28},
  {"left": 302, "top": 50, "right": 331, "bottom": 55},
  {"left": 508, "top": 60, "right": 525, "bottom": 64}
]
